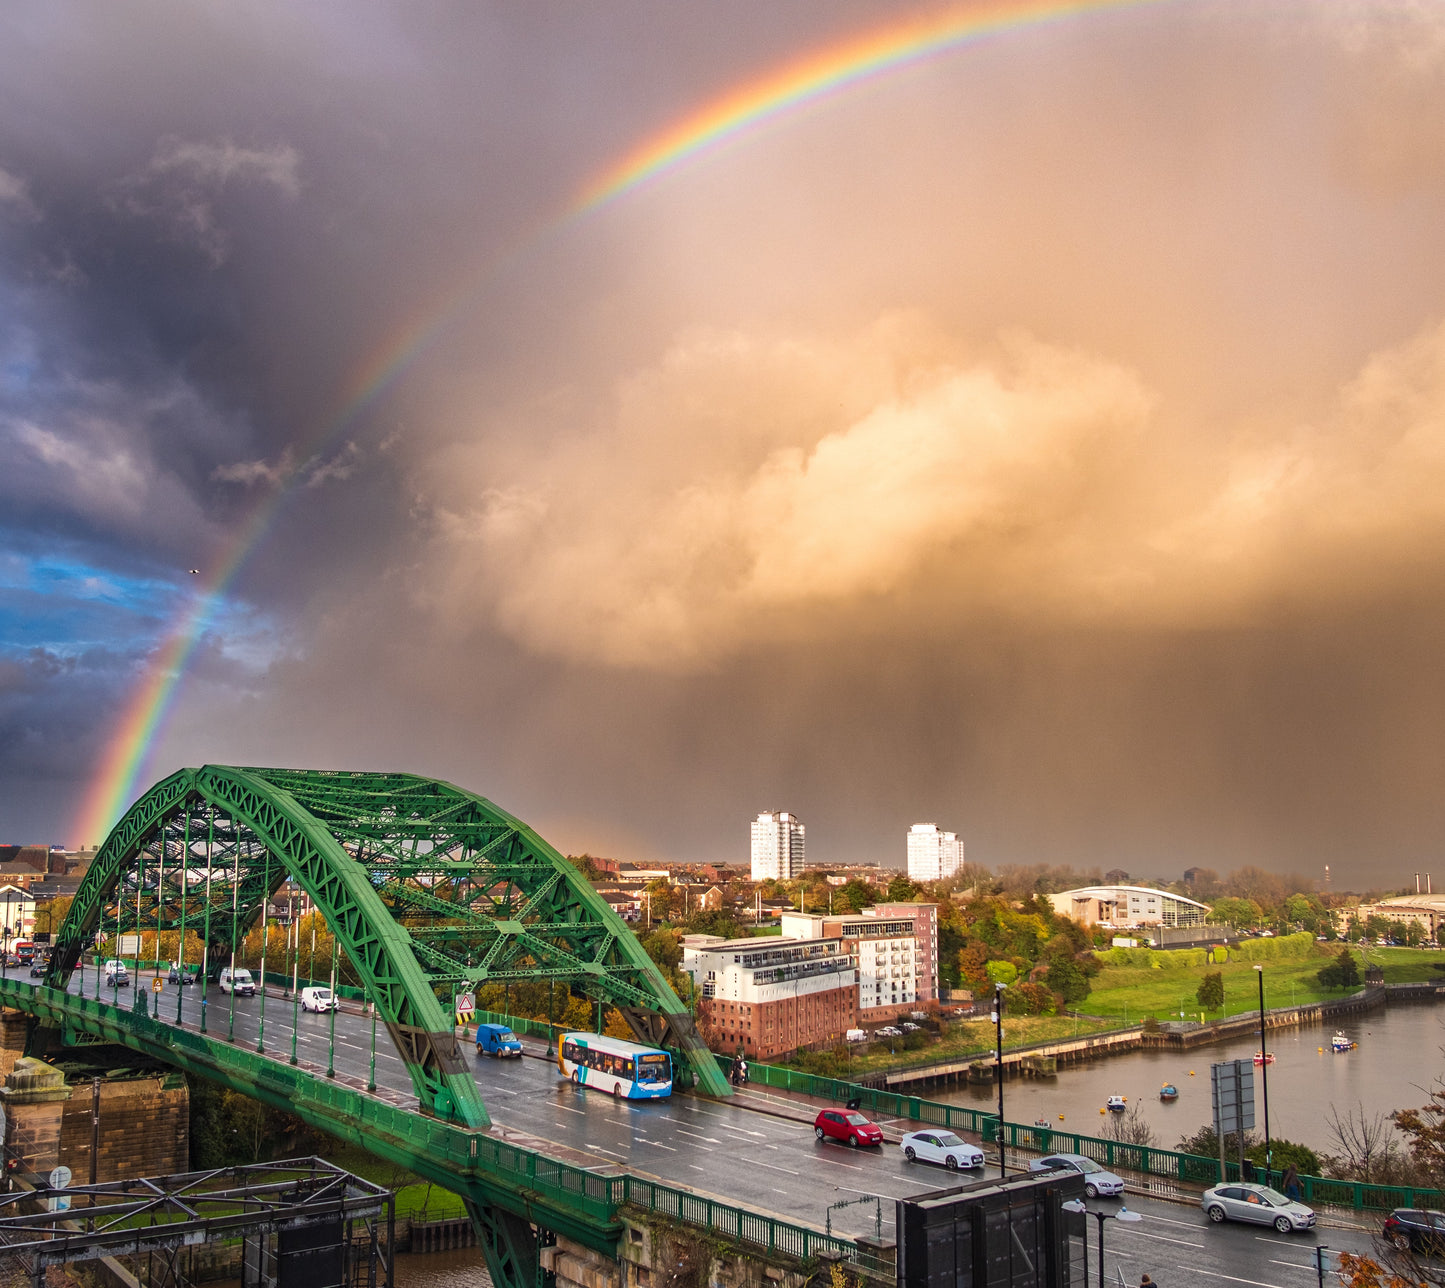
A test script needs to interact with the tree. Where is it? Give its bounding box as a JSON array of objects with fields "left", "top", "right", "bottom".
[
  {"left": 640, "top": 928, "right": 681, "bottom": 971},
  {"left": 886, "top": 873, "right": 924, "bottom": 902},
  {"left": 1210, "top": 896, "right": 1262, "bottom": 928},
  {"left": 1394, "top": 1086, "right": 1445, "bottom": 1186},
  {"left": 1196, "top": 970, "right": 1224, "bottom": 1012},
  {"left": 1317, "top": 947, "right": 1361, "bottom": 990},
  {"left": 835, "top": 879, "right": 873, "bottom": 914},
  {"left": 1044, "top": 955, "right": 1089, "bottom": 1004}
]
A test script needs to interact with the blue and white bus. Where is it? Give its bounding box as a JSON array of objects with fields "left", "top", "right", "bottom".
[{"left": 557, "top": 1032, "right": 673, "bottom": 1099}]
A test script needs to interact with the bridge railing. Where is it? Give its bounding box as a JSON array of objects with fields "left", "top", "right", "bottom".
[
  {"left": 719, "top": 1052, "right": 1445, "bottom": 1212},
  {"left": 4, "top": 981, "right": 864, "bottom": 1262}
]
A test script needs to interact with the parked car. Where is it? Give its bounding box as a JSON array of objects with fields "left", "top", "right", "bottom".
[
  {"left": 901, "top": 1022, "right": 920, "bottom": 1032},
  {"left": 1201, "top": 1184, "right": 1316, "bottom": 1232},
  {"left": 300, "top": 986, "right": 338, "bottom": 1013},
  {"left": 218, "top": 967, "right": 256, "bottom": 996},
  {"left": 1028, "top": 1154, "right": 1124, "bottom": 1198},
  {"left": 900, "top": 1130, "right": 984, "bottom": 1171},
  {"left": 814, "top": 1108, "right": 883, "bottom": 1148},
  {"left": 474, "top": 1022, "right": 523, "bottom": 1057},
  {"left": 104, "top": 959, "right": 130, "bottom": 986},
  {"left": 28, "top": 958, "right": 48, "bottom": 978},
  {"left": 875, "top": 1025, "right": 903, "bottom": 1038},
  {"left": 1383, "top": 1208, "right": 1445, "bottom": 1254},
  {"left": 167, "top": 962, "right": 195, "bottom": 984}
]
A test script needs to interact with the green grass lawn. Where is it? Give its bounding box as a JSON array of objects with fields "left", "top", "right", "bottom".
[
  {"left": 1084, "top": 941, "right": 1445, "bottom": 1023},
  {"left": 324, "top": 1142, "right": 468, "bottom": 1221}
]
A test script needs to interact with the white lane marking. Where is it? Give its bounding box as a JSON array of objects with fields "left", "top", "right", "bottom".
[
  {"left": 772, "top": 1188, "right": 790, "bottom": 1194},
  {"left": 763, "top": 1144, "right": 779, "bottom": 1151},
  {"left": 554, "top": 1105, "right": 586, "bottom": 1116},
  {"left": 1268, "top": 1260, "right": 1315, "bottom": 1270},
  {"left": 584, "top": 1144, "right": 627, "bottom": 1158},
  {"left": 1187, "top": 1268, "right": 1294, "bottom": 1287},
  {"left": 1123, "top": 1229, "right": 1203, "bottom": 1249},
  {"left": 745, "top": 1160, "right": 800, "bottom": 1176},
  {"left": 689, "top": 1166, "right": 706, "bottom": 1173},
  {"left": 674, "top": 1130, "right": 720, "bottom": 1143},
  {"left": 643, "top": 1142, "right": 677, "bottom": 1152}
]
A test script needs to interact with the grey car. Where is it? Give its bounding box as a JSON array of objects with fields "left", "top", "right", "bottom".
[
  {"left": 1201, "top": 1183, "right": 1316, "bottom": 1232},
  {"left": 1028, "top": 1153, "right": 1124, "bottom": 1198}
]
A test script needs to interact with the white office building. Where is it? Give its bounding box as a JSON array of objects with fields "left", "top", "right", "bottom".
[
  {"left": 751, "top": 811, "right": 805, "bottom": 882},
  {"left": 906, "top": 823, "right": 963, "bottom": 882}
]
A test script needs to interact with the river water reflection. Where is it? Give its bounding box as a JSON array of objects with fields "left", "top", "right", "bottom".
[{"left": 930, "top": 1004, "right": 1445, "bottom": 1152}]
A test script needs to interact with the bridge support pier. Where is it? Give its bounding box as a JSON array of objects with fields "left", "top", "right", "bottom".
[{"left": 466, "top": 1198, "right": 553, "bottom": 1288}]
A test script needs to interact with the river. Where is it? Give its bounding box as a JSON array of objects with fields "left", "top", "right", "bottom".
[{"left": 929, "top": 1003, "right": 1445, "bottom": 1154}]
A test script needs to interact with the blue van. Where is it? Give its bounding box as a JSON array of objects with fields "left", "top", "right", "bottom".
[{"left": 475, "top": 1023, "right": 523, "bottom": 1058}]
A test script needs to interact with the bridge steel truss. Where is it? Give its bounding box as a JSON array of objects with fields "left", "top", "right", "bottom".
[{"left": 43, "top": 765, "right": 730, "bottom": 1128}]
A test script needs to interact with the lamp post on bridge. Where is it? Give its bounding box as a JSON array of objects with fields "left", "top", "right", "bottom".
[
  {"left": 1062, "top": 1200, "right": 1142, "bottom": 1287},
  {"left": 992, "top": 982, "right": 1007, "bottom": 1176},
  {"left": 1255, "top": 965, "right": 1272, "bottom": 1186}
]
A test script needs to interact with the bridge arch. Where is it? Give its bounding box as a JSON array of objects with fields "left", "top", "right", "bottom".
[{"left": 47, "top": 765, "right": 728, "bottom": 1122}]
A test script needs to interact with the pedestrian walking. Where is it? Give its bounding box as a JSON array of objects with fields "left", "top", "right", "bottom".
[
  {"left": 1140, "top": 1275, "right": 1158, "bottom": 1288},
  {"left": 1282, "top": 1164, "right": 1301, "bottom": 1201}
]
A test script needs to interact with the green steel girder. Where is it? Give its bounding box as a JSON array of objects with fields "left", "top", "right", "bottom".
[
  {"left": 49, "top": 767, "right": 487, "bottom": 1126},
  {"left": 51, "top": 765, "right": 732, "bottom": 1101}
]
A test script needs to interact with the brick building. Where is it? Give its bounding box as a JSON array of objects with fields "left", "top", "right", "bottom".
[
  {"left": 681, "top": 934, "right": 857, "bottom": 1059},
  {"left": 782, "top": 904, "right": 939, "bottom": 1021}
]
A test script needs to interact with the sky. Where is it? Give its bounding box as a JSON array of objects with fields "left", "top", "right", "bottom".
[{"left": 4, "top": 2, "right": 1445, "bottom": 888}]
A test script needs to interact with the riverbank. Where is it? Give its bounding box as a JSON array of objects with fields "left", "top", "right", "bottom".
[{"left": 861, "top": 982, "right": 1438, "bottom": 1092}]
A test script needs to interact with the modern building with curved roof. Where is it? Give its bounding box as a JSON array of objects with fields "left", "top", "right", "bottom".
[{"left": 1048, "top": 884, "right": 1209, "bottom": 929}]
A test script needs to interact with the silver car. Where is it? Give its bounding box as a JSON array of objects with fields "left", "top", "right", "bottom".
[
  {"left": 1027, "top": 1153, "right": 1125, "bottom": 1198},
  {"left": 1201, "top": 1183, "right": 1316, "bottom": 1233},
  {"left": 900, "top": 1130, "right": 985, "bottom": 1171}
]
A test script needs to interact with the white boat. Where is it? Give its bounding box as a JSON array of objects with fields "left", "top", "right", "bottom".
[
  {"left": 1331, "top": 1031, "right": 1356, "bottom": 1052},
  {"left": 1106, "top": 1094, "right": 1127, "bottom": 1111}
]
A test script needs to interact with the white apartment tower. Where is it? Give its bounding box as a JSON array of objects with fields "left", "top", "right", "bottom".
[
  {"left": 906, "top": 823, "right": 963, "bottom": 882},
  {"left": 751, "top": 811, "right": 805, "bottom": 881}
]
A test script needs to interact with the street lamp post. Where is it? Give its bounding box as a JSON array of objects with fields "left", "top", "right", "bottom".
[
  {"left": 992, "top": 982, "right": 1007, "bottom": 1175},
  {"left": 1063, "top": 1200, "right": 1142, "bottom": 1288},
  {"left": 1255, "top": 964, "right": 1272, "bottom": 1185}
]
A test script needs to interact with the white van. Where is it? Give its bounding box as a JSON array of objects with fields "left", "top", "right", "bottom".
[
  {"left": 300, "top": 985, "right": 338, "bottom": 1013},
  {"left": 104, "top": 959, "right": 129, "bottom": 986},
  {"left": 218, "top": 967, "right": 256, "bottom": 996},
  {"left": 846, "top": 1028, "right": 867, "bottom": 1043}
]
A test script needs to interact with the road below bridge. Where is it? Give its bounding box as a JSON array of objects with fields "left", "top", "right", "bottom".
[{"left": 53, "top": 965, "right": 1384, "bottom": 1286}]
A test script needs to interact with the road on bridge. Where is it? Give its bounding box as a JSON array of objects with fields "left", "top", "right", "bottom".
[{"left": 58, "top": 964, "right": 1384, "bottom": 1286}]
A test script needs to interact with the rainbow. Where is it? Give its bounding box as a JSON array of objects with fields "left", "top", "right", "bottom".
[{"left": 71, "top": 0, "right": 1163, "bottom": 844}]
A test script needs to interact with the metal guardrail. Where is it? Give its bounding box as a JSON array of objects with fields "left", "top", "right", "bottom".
[
  {"left": 722, "top": 1052, "right": 1445, "bottom": 1212},
  {"left": 0, "top": 982, "right": 865, "bottom": 1267}
]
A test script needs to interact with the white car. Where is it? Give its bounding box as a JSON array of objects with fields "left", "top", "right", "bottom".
[
  {"left": 876, "top": 1025, "right": 903, "bottom": 1038},
  {"left": 300, "top": 986, "right": 338, "bottom": 1013},
  {"left": 1201, "top": 1184, "right": 1316, "bottom": 1232},
  {"left": 1028, "top": 1153, "right": 1125, "bottom": 1198},
  {"left": 104, "top": 959, "right": 129, "bottom": 986},
  {"left": 900, "top": 1130, "right": 984, "bottom": 1171}
]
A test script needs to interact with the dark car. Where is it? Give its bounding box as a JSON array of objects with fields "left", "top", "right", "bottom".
[
  {"left": 28, "top": 960, "right": 47, "bottom": 978},
  {"left": 814, "top": 1108, "right": 883, "bottom": 1148},
  {"left": 1384, "top": 1209, "right": 1445, "bottom": 1254}
]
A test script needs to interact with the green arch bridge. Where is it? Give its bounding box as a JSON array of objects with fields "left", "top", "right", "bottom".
[{"left": 1, "top": 766, "right": 745, "bottom": 1288}]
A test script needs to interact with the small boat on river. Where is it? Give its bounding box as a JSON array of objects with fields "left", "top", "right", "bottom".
[
  {"left": 1106, "top": 1094, "right": 1127, "bottom": 1111},
  {"left": 1159, "top": 1083, "right": 1179, "bottom": 1101},
  {"left": 1332, "top": 1031, "right": 1356, "bottom": 1052},
  {"left": 1252, "top": 1051, "right": 1276, "bottom": 1067}
]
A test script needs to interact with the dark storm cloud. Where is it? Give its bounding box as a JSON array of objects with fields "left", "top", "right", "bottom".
[{"left": 3, "top": 3, "right": 1445, "bottom": 890}]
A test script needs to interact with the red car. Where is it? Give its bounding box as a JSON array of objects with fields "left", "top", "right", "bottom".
[{"left": 814, "top": 1108, "right": 883, "bottom": 1148}]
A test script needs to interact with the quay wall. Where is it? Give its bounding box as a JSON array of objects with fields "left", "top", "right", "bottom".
[{"left": 877, "top": 983, "right": 1429, "bottom": 1092}]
